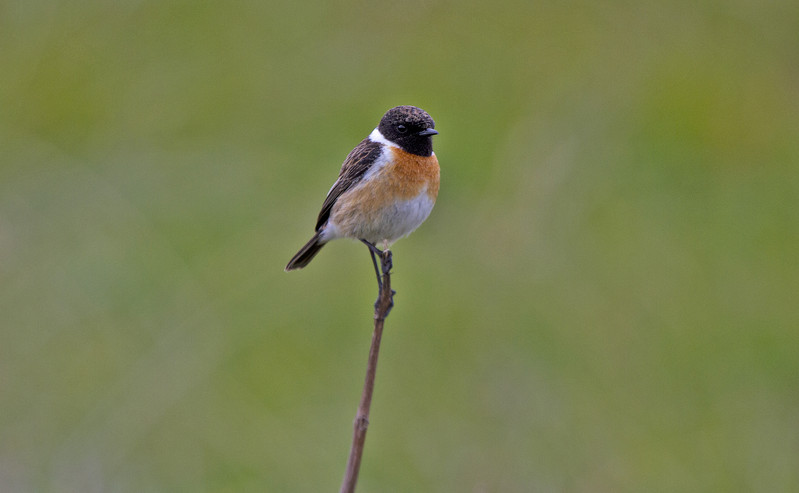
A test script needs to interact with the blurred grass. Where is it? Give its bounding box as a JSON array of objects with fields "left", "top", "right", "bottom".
[{"left": 2, "top": 0, "right": 798, "bottom": 491}]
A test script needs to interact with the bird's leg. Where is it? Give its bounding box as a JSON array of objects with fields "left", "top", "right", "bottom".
[
  {"left": 380, "top": 248, "right": 393, "bottom": 276},
  {"left": 361, "top": 239, "right": 384, "bottom": 292},
  {"left": 380, "top": 249, "right": 395, "bottom": 316},
  {"left": 361, "top": 240, "right": 396, "bottom": 313}
]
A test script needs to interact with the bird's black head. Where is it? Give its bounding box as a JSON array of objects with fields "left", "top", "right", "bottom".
[{"left": 377, "top": 106, "right": 438, "bottom": 157}]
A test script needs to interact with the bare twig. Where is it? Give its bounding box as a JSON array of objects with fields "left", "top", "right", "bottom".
[{"left": 340, "top": 249, "right": 395, "bottom": 493}]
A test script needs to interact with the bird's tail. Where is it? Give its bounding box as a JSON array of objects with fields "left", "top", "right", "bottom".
[{"left": 285, "top": 232, "right": 326, "bottom": 271}]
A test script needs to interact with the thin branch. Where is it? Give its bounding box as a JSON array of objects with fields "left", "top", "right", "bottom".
[{"left": 340, "top": 249, "right": 394, "bottom": 493}]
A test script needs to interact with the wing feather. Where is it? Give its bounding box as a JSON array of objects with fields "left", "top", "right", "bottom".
[{"left": 315, "top": 139, "right": 383, "bottom": 231}]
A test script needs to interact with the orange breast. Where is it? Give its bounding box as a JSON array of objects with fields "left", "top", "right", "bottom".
[
  {"left": 329, "top": 147, "right": 440, "bottom": 237},
  {"left": 385, "top": 147, "right": 440, "bottom": 201}
]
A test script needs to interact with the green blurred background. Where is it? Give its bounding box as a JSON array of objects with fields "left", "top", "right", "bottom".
[{"left": 2, "top": 0, "right": 798, "bottom": 491}]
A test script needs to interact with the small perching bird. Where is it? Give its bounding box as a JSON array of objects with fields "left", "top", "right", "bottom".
[{"left": 285, "top": 106, "right": 440, "bottom": 275}]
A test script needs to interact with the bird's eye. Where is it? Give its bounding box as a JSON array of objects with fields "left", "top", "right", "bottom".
[{"left": 396, "top": 124, "right": 407, "bottom": 133}]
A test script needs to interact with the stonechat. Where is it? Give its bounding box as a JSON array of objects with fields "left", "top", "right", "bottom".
[{"left": 285, "top": 105, "right": 439, "bottom": 272}]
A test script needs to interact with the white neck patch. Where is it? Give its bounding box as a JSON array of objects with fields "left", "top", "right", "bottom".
[{"left": 368, "top": 128, "right": 399, "bottom": 149}]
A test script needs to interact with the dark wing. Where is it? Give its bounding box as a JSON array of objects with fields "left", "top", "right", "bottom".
[{"left": 315, "top": 139, "right": 383, "bottom": 231}]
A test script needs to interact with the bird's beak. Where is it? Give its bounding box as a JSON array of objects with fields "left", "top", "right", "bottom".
[{"left": 417, "top": 128, "right": 438, "bottom": 136}]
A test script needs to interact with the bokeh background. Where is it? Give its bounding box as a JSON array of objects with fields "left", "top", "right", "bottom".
[{"left": 2, "top": 0, "right": 798, "bottom": 491}]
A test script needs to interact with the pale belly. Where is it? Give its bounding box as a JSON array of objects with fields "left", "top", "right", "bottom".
[{"left": 324, "top": 186, "right": 436, "bottom": 246}]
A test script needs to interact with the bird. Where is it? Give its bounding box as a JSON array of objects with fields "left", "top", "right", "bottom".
[{"left": 285, "top": 105, "right": 439, "bottom": 278}]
